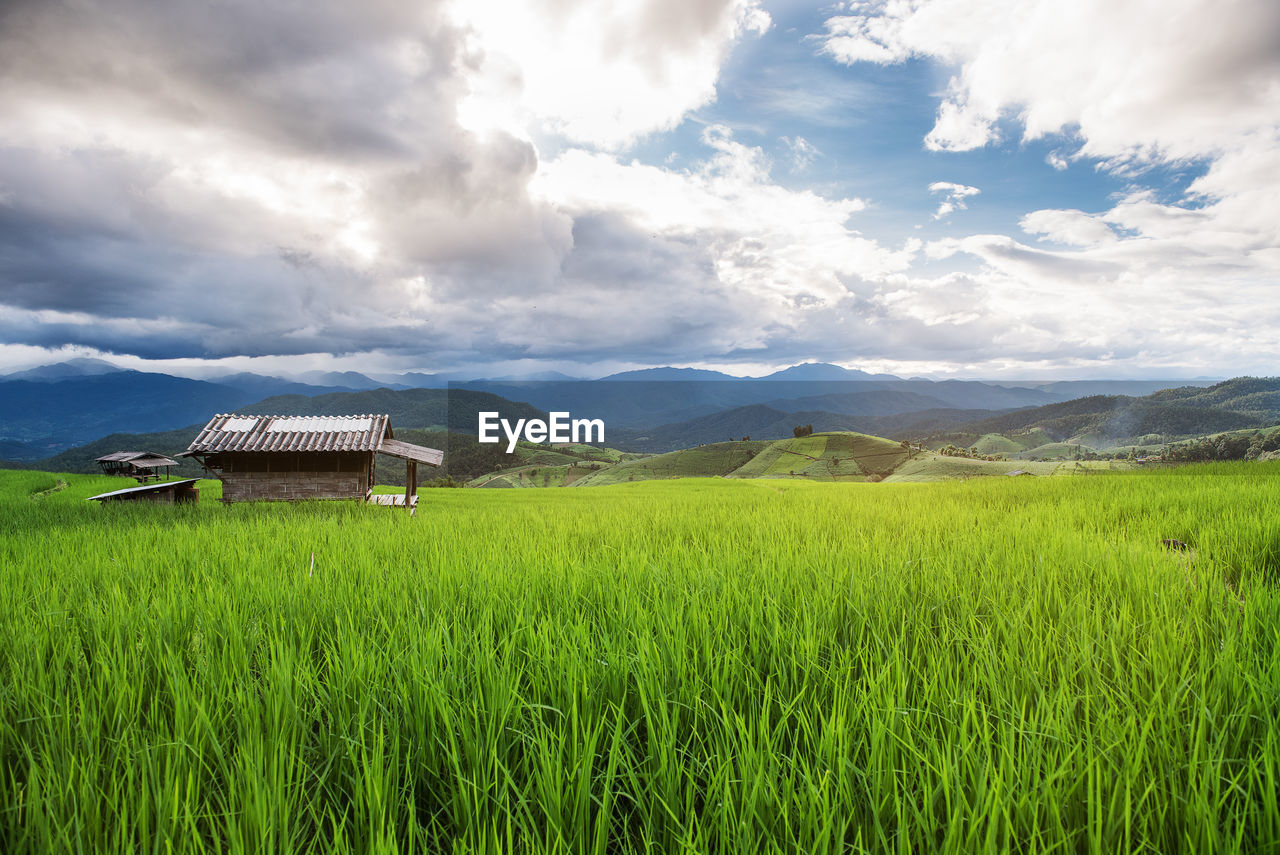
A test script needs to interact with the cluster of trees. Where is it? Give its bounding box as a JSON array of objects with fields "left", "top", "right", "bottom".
[
  {"left": 1163, "top": 428, "right": 1280, "bottom": 463},
  {"left": 938, "top": 444, "right": 1004, "bottom": 461},
  {"left": 793, "top": 424, "right": 814, "bottom": 438}
]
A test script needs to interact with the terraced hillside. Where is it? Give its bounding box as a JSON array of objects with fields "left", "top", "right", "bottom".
[
  {"left": 727, "top": 433, "right": 912, "bottom": 481},
  {"left": 883, "top": 456, "right": 1125, "bottom": 482},
  {"left": 474, "top": 464, "right": 603, "bottom": 488},
  {"left": 570, "top": 441, "right": 771, "bottom": 486}
]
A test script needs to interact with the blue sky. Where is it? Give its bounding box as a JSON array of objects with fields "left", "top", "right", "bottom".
[
  {"left": 656, "top": 5, "right": 1206, "bottom": 251},
  {"left": 0, "top": 0, "right": 1275, "bottom": 380}
]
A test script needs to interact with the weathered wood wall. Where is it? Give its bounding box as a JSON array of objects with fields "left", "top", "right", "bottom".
[
  {"left": 211, "top": 451, "right": 373, "bottom": 502},
  {"left": 219, "top": 452, "right": 369, "bottom": 473},
  {"left": 221, "top": 471, "right": 369, "bottom": 502}
]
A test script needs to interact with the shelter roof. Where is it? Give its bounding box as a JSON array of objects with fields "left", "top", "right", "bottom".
[
  {"left": 96, "top": 451, "right": 179, "bottom": 467},
  {"left": 96, "top": 451, "right": 149, "bottom": 462},
  {"left": 184, "top": 414, "right": 443, "bottom": 466},
  {"left": 87, "top": 478, "right": 200, "bottom": 501},
  {"left": 186, "top": 414, "right": 390, "bottom": 453}
]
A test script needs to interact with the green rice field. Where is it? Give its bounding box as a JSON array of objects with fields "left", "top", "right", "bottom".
[{"left": 1, "top": 464, "right": 1278, "bottom": 853}]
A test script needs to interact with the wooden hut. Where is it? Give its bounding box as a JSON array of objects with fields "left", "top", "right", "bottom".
[
  {"left": 96, "top": 451, "right": 180, "bottom": 482},
  {"left": 180, "top": 414, "right": 442, "bottom": 506}
]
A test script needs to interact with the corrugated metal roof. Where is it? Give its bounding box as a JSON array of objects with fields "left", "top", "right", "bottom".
[
  {"left": 128, "top": 455, "right": 180, "bottom": 469},
  {"left": 186, "top": 414, "right": 391, "bottom": 453},
  {"left": 186, "top": 413, "right": 444, "bottom": 467},
  {"left": 88, "top": 478, "right": 200, "bottom": 501},
  {"left": 269, "top": 416, "right": 373, "bottom": 433},
  {"left": 220, "top": 417, "right": 259, "bottom": 432},
  {"left": 97, "top": 451, "right": 149, "bottom": 462},
  {"left": 96, "top": 451, "right": 179, "bottom": 466}
]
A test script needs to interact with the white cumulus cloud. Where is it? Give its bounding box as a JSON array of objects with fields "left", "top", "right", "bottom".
[
  {"left": 449, "top": 0, "right": 771, "bottom": 148},
  {"left": 817, "top": 0, "right": 1280, "bottom": 376},
  {"left": 928, "top": 181, "right": 980, "bottom": 220},
  {"left": 819, "top": 0, "right": 1280, "bottom": 163}
]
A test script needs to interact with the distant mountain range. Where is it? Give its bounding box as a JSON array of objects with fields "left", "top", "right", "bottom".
[
  {"left": 0, "top": 368, "right": 372, "bottom": 457},
  {"left": 0, "top": 357, "right": 1225, "bottom": 460},
  {"left": 0, "top": 373, "right": 257, "bottom": 456},
  {"left": 4, "top": 357, "right": 125, "bottom": 381},
  {"left": 461, "top": 374, "right": 1064, "bottom": 429},
  {"left": 1007, "top": 379, "right": 1231, "bottom": 399}
]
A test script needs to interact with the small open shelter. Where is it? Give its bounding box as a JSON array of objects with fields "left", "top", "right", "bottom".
[
  {"left": 88, "top": 478, "right": 200, "bottom": 504},
  {"left": 96, "top": 451, "right": 180, "bottom": 482},
  {"left": 180, "top": 413, "right": 442, "bottom": 507}
]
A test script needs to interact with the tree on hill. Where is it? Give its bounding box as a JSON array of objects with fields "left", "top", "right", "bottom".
[{"left": 793, "top": 424, "right": 814, "bottom": 437}]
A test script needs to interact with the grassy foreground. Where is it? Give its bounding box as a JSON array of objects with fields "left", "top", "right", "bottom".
[{"left": 1, "top": 466, "right": 1278, "bottom": 853}]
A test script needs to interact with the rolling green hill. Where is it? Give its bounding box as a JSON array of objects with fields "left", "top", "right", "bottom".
[
  {"left": 884, "top": 456, "right": 1054, "bottom": 481},
  {"left": 882, "top": 456, "right": 1128, "bottom": 482},
  {"left": 571, "top": 441, "right": 771, "bottom": 486},
  {"left": 469, "top": 441, "right": 642, "bottom": 488},
  {"left": 969, "top": 433, "right": 1025, "bottom": 455},
  {"left": 727, "top": 433, "right": 913, "bottom": 481},
  {"left": 470, "top": 430, "right": 1129, "bottom": 488},
  {"left": 1010, "top": 441, "right": 1092, "bottom": 461},
  {"left": 473, "top": 463, "right": 607, "bottom": 488},
  {"left": 533, "top": 432, "right": 921, "bottom": 487}
]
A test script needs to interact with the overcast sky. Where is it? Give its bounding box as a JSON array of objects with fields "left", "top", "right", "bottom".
[{"left": 1, "top": 0, "right": 1277, "bottom": 380}]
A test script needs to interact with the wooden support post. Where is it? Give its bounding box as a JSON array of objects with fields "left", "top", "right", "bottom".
[{"left": 406, "top": 460, "right": 417, "bottom": 511}]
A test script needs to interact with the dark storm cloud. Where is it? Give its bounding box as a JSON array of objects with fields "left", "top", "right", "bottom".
[
  {"left": 384, "top": 211, "right": 759, "bottom": 366},
  {"left": 561, "top": 213, "right": 715, "bottom": 288},
  {"left": 0, "top": 0, "right": 459, "bottom": 161},
  {"left": 0, "top": 0, "right": 573, "bottom": 361}
]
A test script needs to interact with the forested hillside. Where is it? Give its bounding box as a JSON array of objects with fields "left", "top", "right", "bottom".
[{"left": 949, "top": 378, "right": 1279, "bottom": 442}]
